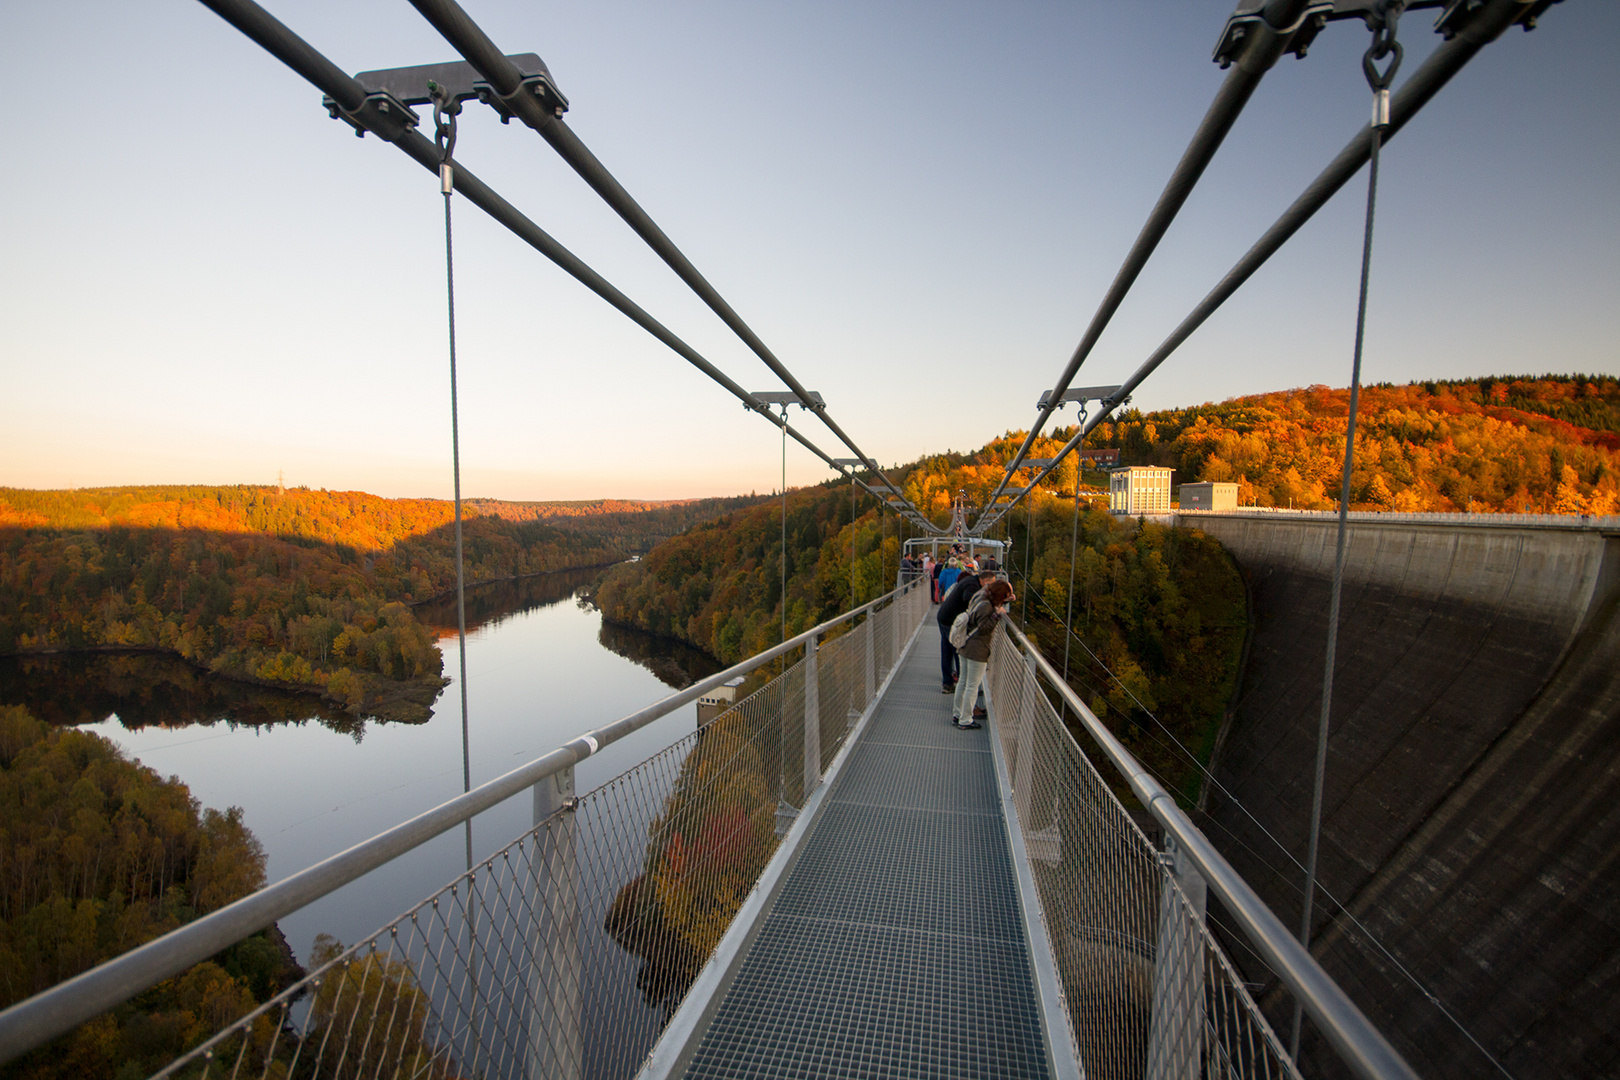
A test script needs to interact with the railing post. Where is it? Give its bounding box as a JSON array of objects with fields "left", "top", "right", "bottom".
[
  {"left": 1015, "top": 649, "right": 1037, "bottom": 803},
  {"left": 890, "top": 593, "right": 901, "bottom": 666},
  {"left": 528, "top": 767, "right": 581, "bottom": 1080},
  {"left": 803, "top": 633, "right": 821, "bottom": 797},
  {"left": 864, "top": 614, "right": 876, "bottom": 704},
  {"left": 1146, "top": 832, "right": 1208, "bottom": 1080}
]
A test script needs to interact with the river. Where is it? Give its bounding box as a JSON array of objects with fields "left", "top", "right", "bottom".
[{"left": 0, "top": 565, "right": 722, "bottom": 993}]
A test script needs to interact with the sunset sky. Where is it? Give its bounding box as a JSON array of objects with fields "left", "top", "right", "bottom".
[{"left": 3, "top": 1, "right": 1616, "bottom": 500}]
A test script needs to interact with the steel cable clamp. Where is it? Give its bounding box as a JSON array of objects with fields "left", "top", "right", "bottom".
[
  {"left": 322, "top": 89, "right": 420, "bottom": 142},
  {"left": 476, "top": 71, "right": 569, "bottom": 124}
]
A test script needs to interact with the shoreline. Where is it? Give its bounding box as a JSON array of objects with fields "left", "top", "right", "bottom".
[
  {"left": 2, "top": 562, "right": 632, "bottom": 725},
  {"left": 1, "top": 644, "right": 446, "bottom": 725},
  {"left": 405, "top": 560, "right": 624, "bottom": 609},
  {"left": 597, "top": 613, "right": 725, "bottom": 670}
]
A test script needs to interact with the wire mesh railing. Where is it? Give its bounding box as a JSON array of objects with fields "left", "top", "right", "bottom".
[
  {"left": 131, "top": 581, "right": 929, "bottom": 1080},
  {"left": 991, "top": 624, "right": 1302, "bottom": 1080},
  {"left": 994, "top": 621, "right": 1417, "bottom": 1080}
]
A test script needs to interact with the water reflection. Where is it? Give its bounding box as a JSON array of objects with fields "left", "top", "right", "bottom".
[
  {"left": 0, "top": 651, "right": 359, "bottom": 734},
  {"left": 418, "top": 566, "right": 724, "bottom": 694},
  {"left": 0, "top": 563, "right": 753, "bottom": 1077},
  {"left": 0, "top": 566, "right": 721, "bottom": 740},
  {"left": 414, "top": 566, "right": 607, "bottom": 639},
  {"left": 595, "top": 620, "right": 723, "bottom": 692}
]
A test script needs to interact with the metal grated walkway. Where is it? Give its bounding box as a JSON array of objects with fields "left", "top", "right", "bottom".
[{"left": 681, "top": 627, "right": 1052, "bottom": 1079}]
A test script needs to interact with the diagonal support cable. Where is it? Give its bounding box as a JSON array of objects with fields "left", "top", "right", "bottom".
[
  {"left": 977, "top": 0, "right": 1315, "bottom": 524},
  {"left": 195, "top": 0, "right": 858, "bottom": 478},
  {"left": 402, "top": 0, "right": 924, "bottom": 520},
  {"left": 976, "top": 0, "right": 1545, "bottom": 531}
]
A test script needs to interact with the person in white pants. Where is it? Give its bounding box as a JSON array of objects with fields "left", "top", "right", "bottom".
[{"left": 952, "top": 579, "right": 1014, "bottom": 729}]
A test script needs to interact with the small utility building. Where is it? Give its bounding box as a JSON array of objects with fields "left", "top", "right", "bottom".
[
  {"left": 696, "top": 677, "right": 746, "bottom": 727},
  {"left": 1110, "top": 466, "right": 1172, "bottom": 515},
  {"left": 1180, "top": 481, "right": 1238, "bottom": 511}
]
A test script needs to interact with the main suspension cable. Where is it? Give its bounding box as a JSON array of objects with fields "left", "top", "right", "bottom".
[
  {"left": 404, "top": 0, "right": 925, "bottom": 522},
  {"left": 975, "top": 0, "right": 1541, "bottom": 533},
  {"left": 980, "top": 0, "right": 1315, "bottom": 515},
  {"left": 196, "top": 0, "right": 903, "bottom": 502}
]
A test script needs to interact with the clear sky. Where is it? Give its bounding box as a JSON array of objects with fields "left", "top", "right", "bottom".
[{"left": 3, "top": 1, "right": 1616, "bottom": 501}]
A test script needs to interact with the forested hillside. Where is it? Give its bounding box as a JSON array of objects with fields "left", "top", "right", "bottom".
[
  {"left": 594, "top": 422, "right": 1104, "bottom": 666},
  {"left": 598, "top": 374, "right": 1615, "bottom": 800},
  {"left": 467, "top": 494, "right": 766, "bottom": 536},
  {"left": 597, "top": 459, "right": 1245, "bottom": 802},
  {"left": 0, "top": 487, "right": 760, "bottom": 721},
  {"left": 1097, "top": 374, "right": 1619, "bottom": 513},
  {"left": 0, "top": 705, "right": 297, "bottom": 1080},
  {"left": 595, "top": 486, "right": 901, "bottom": 666}
]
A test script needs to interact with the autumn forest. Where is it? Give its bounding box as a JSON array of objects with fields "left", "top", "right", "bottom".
[
  {"left": 0, "top": 487, "right": 765, "bottom": 722},
  {"left": 2, "top": 372, "right": 1616, "bottom": 1076}
]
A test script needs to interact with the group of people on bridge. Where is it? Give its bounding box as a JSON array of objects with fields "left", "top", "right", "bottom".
[{"left": 902, "top": 548, "right": 1016, "bottom": 731}]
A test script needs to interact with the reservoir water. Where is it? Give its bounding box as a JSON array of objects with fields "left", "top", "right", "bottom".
[{"left": 0, "top": 565, "right": 722, "bottom": 990}]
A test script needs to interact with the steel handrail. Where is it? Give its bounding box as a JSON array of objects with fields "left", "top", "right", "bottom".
[
  {"left": 0, "top": 579, "right": 924, "bottom": 1065},
  {"left": 1001, "top": 621, "right": 1420, "bottom": 1080}
]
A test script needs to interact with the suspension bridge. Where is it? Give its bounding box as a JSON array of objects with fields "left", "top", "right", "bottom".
[{"left": 0, "top": 1, "right": 1608, "bottom": 1078}]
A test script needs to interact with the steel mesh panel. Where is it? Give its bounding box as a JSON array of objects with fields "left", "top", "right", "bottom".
[
  {"left": 683, "top": 628, "right": 1050, "bottom": 1079},
  {"left": 987, "top": 630, "right": 1301, "bottom": 1080},
  {"left": 152, "top": 588, "right": 931, "bottom": 1080},
  {"left": 775, "top": 658, "right": 809, "bottom": 811},
  {"left": 814, "top": 625, "right": 860, "bottom": 762},
  {"left": 150, "top": 682, "right": 792, "bottom": 1080},
  {"left": 691, "top": 918, "right": 1045, "bottom": 1080},
  {"left": 872, "top": 601, "right": 896, "bottom": 686}
]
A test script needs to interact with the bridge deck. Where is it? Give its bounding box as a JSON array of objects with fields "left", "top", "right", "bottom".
[{"left": 681, "top": 627, "right": 1052, "bottom": 1078}]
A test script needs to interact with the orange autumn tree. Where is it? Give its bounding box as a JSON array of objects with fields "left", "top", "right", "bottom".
[
  {"left": 1092, "top": 375, "right": 1619, "bottom": 514},
  {"left": 0, "top": 486, "right": 753, "bottom": 720},
  {"left": 0, "top": 705, "right": 298, "bottom": 1080}
]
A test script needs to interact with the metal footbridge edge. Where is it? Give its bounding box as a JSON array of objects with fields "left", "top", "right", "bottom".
[
  {"left": 635, "top": 611, "right": 934, "bottom": 1079},
  {"left": 985, "top": 675, "right": 1086, "bottom": 1080}
]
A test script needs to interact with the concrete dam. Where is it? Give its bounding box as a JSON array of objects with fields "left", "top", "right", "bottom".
[{"left": 1180, "top": 511, "right": 1619, "bottom": 1079}]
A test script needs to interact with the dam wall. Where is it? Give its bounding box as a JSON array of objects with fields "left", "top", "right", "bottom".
[{"left": 1175, "top": 510, "right": 1620, "bottom": 1080}]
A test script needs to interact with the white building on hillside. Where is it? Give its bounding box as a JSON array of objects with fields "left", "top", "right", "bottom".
[{"left": 1110, "top": 466, "right": 1172, "bottom": 515}]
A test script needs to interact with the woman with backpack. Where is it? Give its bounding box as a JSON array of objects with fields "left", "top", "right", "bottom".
[
  {"left": 937, "top": 565, "right": 992, "bottom": 695},
  {"left": 952, "top": 579, "right": 1014, "bottom": 729}
]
